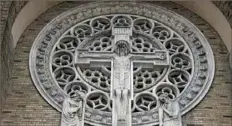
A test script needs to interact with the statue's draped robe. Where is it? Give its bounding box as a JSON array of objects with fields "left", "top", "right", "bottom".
[
  {"left": 61, "top": 98, "right": 83, "bottom": 126},
  {"left": 159, "top": 101, "right": 182, "bottom": 126}
]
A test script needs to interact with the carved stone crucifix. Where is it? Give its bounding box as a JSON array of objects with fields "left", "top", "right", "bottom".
[{"left": 75, "top": 26, "right": 169, "bottom": 126}]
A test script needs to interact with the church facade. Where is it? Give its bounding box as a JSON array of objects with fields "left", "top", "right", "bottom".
[{"left": 0, "top": 1, "right": 231, "bottom": 126}]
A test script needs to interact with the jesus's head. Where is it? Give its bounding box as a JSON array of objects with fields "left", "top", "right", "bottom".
[{"left": 115, "top": 40, "right": 130, "bottom": 56}]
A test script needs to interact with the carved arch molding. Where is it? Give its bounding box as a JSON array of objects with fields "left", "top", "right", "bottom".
[{"left": 29, "top": 2, "right": 215, "bottom": 126}]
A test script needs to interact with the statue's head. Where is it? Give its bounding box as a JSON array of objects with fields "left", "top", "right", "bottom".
[
  {"left": 115, "top": 40, "right": 130, "bottom": 56},
  {"left": 70, "top": 91, "right": 83, "bottom": 102},
  {"left": 159, "top": 94, "right": 172, "bottom": 105}
]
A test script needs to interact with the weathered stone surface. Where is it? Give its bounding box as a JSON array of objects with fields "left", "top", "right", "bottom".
[{"left": 0, "top": 1, "right": 231, "bottom": 126}]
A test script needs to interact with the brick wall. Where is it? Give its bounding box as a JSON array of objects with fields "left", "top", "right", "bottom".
[
  {"left": 0, "top": 1, "right": 12, "bottom": 43},
  {"left": 0, "top": 1, "right": 12, "bottom": 114},
  {"left": 0, "top": 1, "right": 231, "bottom": 126},
  {"left": 0, "top": 0, "right": 27, "bottom": 119}
]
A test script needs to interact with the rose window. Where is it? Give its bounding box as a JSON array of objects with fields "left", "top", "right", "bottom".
[{"left": 29, "top": 2, "right": 215, "bottom": 126}]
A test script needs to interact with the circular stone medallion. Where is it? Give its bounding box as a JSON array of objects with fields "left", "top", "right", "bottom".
[{"left": 29, "top": 2, "right": 215, "bottom": 126}]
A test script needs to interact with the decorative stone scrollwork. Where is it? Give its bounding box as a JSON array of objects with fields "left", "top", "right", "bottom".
[
  {"left": 132, "top": 37, "right": 158, "bottom": 53},
  {"left": 171, "top": 53, "right": 191, "bottom": 70},
  {"left": 54, "top": 67, "right": 76, "bottom": 88},
  {"left": 52, "top": 51, "right": 73, "bottom": 67},
  {"left": 87, "top": 36, "right": 112, "bottom": 52},
  {"left": 72, "top": 25, "right": 92, "bottom": 40},
  {"left": 168, "top": 69, "right": 190, "bottom": 92},
  {"left": 134, "top": 93, "right": 158, "bottom": 112},
  {"left": 86, "top": 91, "right": 110, "bottom": 111},
  {"left": 164, "top": 38, "right": 186, "bottom": 55},
  {"left": 154, "top": 83, "right": 179, "bottom": 100},
  {"left": 81, "top": 68, "right": 111, "bottom": 91},
  {"left": 133, "top": 18, "right": 153, "bottom": 34},
  {"left": 64, "top": 81, "right": 90, "bottom": 96},
  {"left": 152, "top": 26, "right": 172, "bottom": 42},
  {"left": 133, "top": 68, "right": 165, "bottom": 92},
  {"left": 57, "top": 36, "right": 79, "bottom": 51},
  {"left": 29, "top": 2, "right": 215, "bottom": 126},
  {"left": 112, "top": 15, "right": 132, "bottom": 27},
  {"left": 91, "top": 17, "right": 111, "bottom": 33}
]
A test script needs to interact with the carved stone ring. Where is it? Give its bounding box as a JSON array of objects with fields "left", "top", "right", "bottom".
[{"left": 29, "top": 2, "right": 215, "bottom": 126}]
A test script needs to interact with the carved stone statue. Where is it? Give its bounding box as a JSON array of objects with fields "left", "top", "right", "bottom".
[
  {"left": 158, "top": 94, "right": 182, "bottom": 126},
  {"left": 113, "top": 40, "right": 132, "bottom": 126},
  {"left": 61, "top": 92, "right": 85, "bottom": 126}
]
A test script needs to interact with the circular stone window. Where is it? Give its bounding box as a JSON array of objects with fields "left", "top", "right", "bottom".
[{"left": 29, "top": 2, "right": 215, "bottom": 126}]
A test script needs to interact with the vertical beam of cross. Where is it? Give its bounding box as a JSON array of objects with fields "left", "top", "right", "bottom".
[{"left": 111, "top": 27, "right": 133, "bottom": 126}]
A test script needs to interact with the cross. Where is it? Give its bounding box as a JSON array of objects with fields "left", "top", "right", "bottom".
[{"left": 75, "top": 26, "right": 169, "bottom": 126}]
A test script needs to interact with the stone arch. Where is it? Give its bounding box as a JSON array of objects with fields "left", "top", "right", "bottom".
[
  {"left": 175, "top": 1, "right": 231, "bottom": 52},
  {"left": 11, "top": 0, "right": 60, "bottom": 47}
]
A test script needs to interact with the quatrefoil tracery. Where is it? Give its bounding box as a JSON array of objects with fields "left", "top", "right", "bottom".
[{"left": 50, "top": 15, "right": 193, "bottom": 113}]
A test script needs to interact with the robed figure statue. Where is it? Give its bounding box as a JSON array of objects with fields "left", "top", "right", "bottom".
[
  {"left": 158, "top": 93, "right": 182, "bottom": 126},
  {"left": 61, "top": 92, "right": 85, "bottom": 126}
]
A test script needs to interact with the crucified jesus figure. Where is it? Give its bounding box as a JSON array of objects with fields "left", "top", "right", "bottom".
[{"left": 113, "top": 40, "right": 131, "bottom": 124}]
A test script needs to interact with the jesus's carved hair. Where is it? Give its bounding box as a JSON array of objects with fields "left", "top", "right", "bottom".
[{"left": 114, "top": 40, "right": 130, "bottom": 56}]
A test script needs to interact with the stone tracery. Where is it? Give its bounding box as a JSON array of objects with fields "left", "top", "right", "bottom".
[
  {"left": 51, "top": 14, "right": 193, "bottom": 96},
  {"left": 29, "top": 2, "right": 215, "bottom": 126}
]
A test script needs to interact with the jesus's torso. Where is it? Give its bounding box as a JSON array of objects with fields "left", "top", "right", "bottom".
[{"left": 113, "top": 56, "right": 131, "bottom": 90}]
